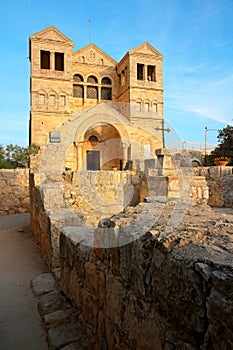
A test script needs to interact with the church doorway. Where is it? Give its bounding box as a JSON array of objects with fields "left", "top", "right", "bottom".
[
  {"left": 80, "top": 123, "right": 125, "bottom": 171},
  {"left": 86, "top": 150, "right": 100, "bottom": 170}
]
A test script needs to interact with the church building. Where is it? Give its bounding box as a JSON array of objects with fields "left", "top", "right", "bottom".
[{"left": 29, "top": 26, "right": 164, "bottom": 170}]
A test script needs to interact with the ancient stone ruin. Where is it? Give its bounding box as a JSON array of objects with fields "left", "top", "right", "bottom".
[
  {"left": 28, "top": 139, "right": 233, "bottom": 349},
  {"left": 1, "top": 25, "right": 229, "bottom": 349}
]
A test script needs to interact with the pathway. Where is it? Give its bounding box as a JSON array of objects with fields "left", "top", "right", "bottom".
[{"left": 0, "top": 213, "right": 48, "bottom": 350}]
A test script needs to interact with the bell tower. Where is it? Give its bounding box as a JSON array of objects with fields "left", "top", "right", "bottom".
[
  {"left": 117, "top": 42, "right": 164, "bottom": 116},
  {"left": 29, "top": 26, "right": 74, "bottom": 145}
]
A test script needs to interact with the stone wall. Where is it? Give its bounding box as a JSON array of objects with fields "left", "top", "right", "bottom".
[
  {"left": 62, "top": 170, "right": 143, "bottom": 213},
  {"left": 0, "top": 169, "right": 30, "bottom": 215},
  {"left": 60, "top": 206, "right": 233, "bottom": 350},
  {"left": 29, "top": 169, "right": 145, "bottom": 267},
  {"left": 29, "top": 171, "right": 84, "bottom": 267},
  {"left": 29, "top": 162, "right": 233, "bottom": 349},
  {"left": 194, "top": 166, "right": 233, "bottom": 207}
]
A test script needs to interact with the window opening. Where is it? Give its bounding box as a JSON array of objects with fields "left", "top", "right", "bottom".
[
  {"left": 40, "top": 50, "right": 50, "bottom": 69},
  {"left": 55, "top": 52, "right": 64, "bottom": 71},
  {"left": 147, "top": 65, "right": 156, "bottom": 81},
  {"left": 153, "top": 103, "right": 158, "bottom": 112},
  {"left": 88, "top": 135, "right": 98, "bottom": 143},
  {"left": 121, "top": 71, "right": 125, "bottom": 86},
  {"left": 101, "top": 87, "right": 112, "bottom": 100},
  {"left": 101, "top": 77, "right": 111, "bottom": 85},
  {"left": 145, "top": 103, "right": 150, "bottom": 112},
  {"left": 50, "top": 94, "right": 56, "bottom": 105},
  {"left": 136, "top": 102, "right": 141, "bottom": 112},
  {"left": 73, "top": 74, "right": 83, "bottom": 82},
  {"left": 137, "top": 63, "right": 144, "bottom": 80},
  {"left": 87, "top": 86, "right": 98, "bottom": 99},
  {"left": 73, "top": 85, "right": 84, "bottom": 98},
  {"left": 39, "top": 94, "right": 45, "bottom": 105},
  {"left": 60, "top": 95, "right": 66, "bottom": 106},
  {"left": 87, "top": 75, "right": 98, "bottom": 83}
]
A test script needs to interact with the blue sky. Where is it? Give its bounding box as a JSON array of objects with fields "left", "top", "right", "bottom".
[{"left": 0, "top": 0, "right": 232, "bottom": 148}]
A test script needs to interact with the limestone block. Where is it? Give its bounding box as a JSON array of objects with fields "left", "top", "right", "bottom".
[
  {"left": 209, "top": 167, "right": 221, "bottom": 178},
  {"left": 38, "top": 291, "right": 67, "bottom": 316},
  {"left": 47, "top": 323, "right": 87, "bottom": 350},
  {"left": 147, "top": 176, "right": 168, "bottom": 196},
  {"left": 31, "top": 273, "right": 59, "bottom": 296}
]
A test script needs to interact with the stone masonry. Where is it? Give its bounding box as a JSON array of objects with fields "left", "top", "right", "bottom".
[
  {"left": 0, "top": 169, "right": 30, "bottom": 215},
  {"left": 29, "top": 26, "right": 165, "bottom": 171},
  {"left": 60, "top": 204, "right": 233, "bottom": 349},
  {"left": 28, "top": 156, "right": 233, "bottom": 349},
  {"left": 194, "top": 166, "right": 233, "bottom": 207}
]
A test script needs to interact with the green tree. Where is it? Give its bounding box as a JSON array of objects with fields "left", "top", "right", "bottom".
[
  {"left": 211, "top": 125, "right": 233, "bottom": 164},
  {"left": 0, "top": 144, "right": 39, "bottom": 169},
  {"left": 0, "top": 145, "right": 4, "bottom": 159}
]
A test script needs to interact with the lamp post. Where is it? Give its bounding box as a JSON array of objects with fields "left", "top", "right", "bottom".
[{"left": 204, "top": 126, "right": 217, "bottom": 166}]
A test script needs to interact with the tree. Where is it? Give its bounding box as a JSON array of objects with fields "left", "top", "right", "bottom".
[
  {"left": 211, "top": 125, "right": 233, "bottom": 164},
  {"left": 0, "top": 144, "right": 39, "bottom": 169},
  {"left": 0, "top": 145, "right": 4, "bottom": 159}
]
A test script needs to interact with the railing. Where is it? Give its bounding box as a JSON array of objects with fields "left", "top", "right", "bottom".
[{"left": 167, "top": 141, "right": 217, "bottom": 153}]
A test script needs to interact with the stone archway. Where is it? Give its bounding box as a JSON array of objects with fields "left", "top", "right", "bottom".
[
  {"left": 77, "top": 122, "right": 125, "bottom": 171},
  {"left": 69, "top": 103, "right": 131, "bottom": 171}
]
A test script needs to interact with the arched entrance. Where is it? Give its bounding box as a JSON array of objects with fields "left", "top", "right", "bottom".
[
  {"left": 77, "top": 123, "right": 126, "bottom": 171},
  {"left": 64, "top": 102, "right": 131, "bottom": 170}
]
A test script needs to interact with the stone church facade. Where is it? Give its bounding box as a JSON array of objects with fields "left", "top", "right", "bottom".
[{"left": 29, "top": 26, "right": 164, "bottom": 170}]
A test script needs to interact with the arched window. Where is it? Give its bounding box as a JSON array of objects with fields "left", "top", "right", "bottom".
[
  {"left": 136, "top": 101, "right": 142, "bottom": 112},
  {"left": 60, "top": 95, "right": 66, "bottom": 106},
  {"left": 50, "top": 94, "right": 56, "bottom": 105},
  {"left": 88, "top": 135, "right": 98, "bottom": 143},
  {"left": 152, "top": 103, "right": 158, "bottom": 112},
  {"left": 39, "top": 93, "right": 46, "bottom": 105},
  {"left": 101, "top": 77, "right": 111, "bottom": 85},
  {"left": 73, "top": 74, "right": 84, "bottom": 82},
  {"left": 101, "top": 88, "right": 112, "bottom": 100},
  {"left": 87, "top": 86, "right": 98, "bottom": 99},
  {"left": 73, "top": 85, "right": 84, "bottom": 98},
  {"left": 144, "top": 102, "right": 150, "bottom": 112},
  {"left": 87, "top": 75, "right": 98, "bottom": 83}
]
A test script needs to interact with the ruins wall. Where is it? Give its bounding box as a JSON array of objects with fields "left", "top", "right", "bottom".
[
  {"left": 194, "top": 166, "right": 233, "bottom": 207},
  {"left": 28, "top": 164, "right": 233, "bottom": 348},
  {"left": 29, "top": 170, "right": 143, "bottom": 267},
  {"left": 30, "top": 168, "right": 212, "bottom": 268},
  {"left": 0, "top": 169, "right": 30, "bottom": 215},
  {"left": 60, "top": 226, "right": 233, "bottom": 350}
]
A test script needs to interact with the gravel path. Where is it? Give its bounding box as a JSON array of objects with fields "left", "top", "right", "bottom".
[{"left": 0, "top": 214, "right": 48, "bottom": 350}]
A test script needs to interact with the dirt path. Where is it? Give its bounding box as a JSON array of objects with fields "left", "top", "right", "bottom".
[{"left": 0, "top": 214, "right": 48, "bottom": 350}]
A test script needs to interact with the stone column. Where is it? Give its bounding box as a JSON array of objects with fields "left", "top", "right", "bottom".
[
  {"left": 98, "top": 86, "right": 101, "bottom": 103},
  {"left": 83, "top": 85, "right": 87, "bottom": 105},
  {"left": 122, "top": 142, "right": 129, "bottom": 169},
  {"left": 76, "top": 143, "right": 83, "bottom": 170},
  {"left": 144, "top": 64, "right": 148, "bottom": 81},
  {"left": 72, "top": 143, "right": 78, "bottom": 170},
  {"left": 50, "top": 52, "right": 55, "bottom": 70}
]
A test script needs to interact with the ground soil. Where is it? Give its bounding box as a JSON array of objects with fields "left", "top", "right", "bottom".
[{"left": 0, "top": 213, "right": 48, "bottom": 350}]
